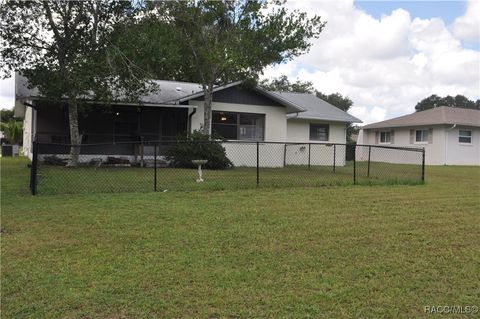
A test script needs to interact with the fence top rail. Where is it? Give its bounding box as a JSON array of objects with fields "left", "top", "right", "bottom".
[
  {"left": 355, "top": 143, "right": 424, "bottom": 152},
  {"left": 33, "top": 140, "right": 424, "bottom": 152}
]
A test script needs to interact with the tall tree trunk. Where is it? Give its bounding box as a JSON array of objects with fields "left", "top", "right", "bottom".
[
  {"left": 67, "top": 97, "right": 81, "bottom": 166},
  {"left": 202, "top": 84, "right": 213, "bottom": 136}
]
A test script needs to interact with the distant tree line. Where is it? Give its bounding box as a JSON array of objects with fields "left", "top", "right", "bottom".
[{"left": 415, "top": 95, "right": 480, "bottom": 112}]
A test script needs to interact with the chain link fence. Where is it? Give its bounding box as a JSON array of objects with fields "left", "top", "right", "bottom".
[{"left": 29, "top": 141, "right": 425, "bottom": 195}]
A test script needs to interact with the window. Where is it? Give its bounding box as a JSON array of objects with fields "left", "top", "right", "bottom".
[
  {"left": 380, "top": 131, "right": 391, "bottom": 143},
  {"left": 459, "top": 130, "right": 472, "bottom": 144},
  {"left": 415, "top": 129, "right": 429, "bottom": 143},
  {"left": 310, "top": 124, "right": 329, "bottom": 141},
  {"left": 212, "top": 111, "right": 264, "bottom": 141}
]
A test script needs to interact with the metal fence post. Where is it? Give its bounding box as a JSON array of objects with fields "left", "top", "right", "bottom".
[
  {"left": 353, "top": 144, "right": 357, "bottom": 185},
  {"left": 367, "top": 146, "right": 371, "bottom": 177},
  {"left": 333, "top": 144, "right": 336, "bottom": 173},
  {"left": 30, "top": 140, "right": 38, "bottom": 195},
  {"left": 256, "top": 141, "right": 259, "bottom": 185},
  {"left": 283, "top": 143, "right": 287, "bottom": 167},
  {"left": 154, "top": 143, "right": 158, "bottom": 191},
  {"left": 421, "top": 148, "right": 425, "bottom": 183},
  {"left": 308, "top": 143, "right": 311, "bottom": 170}
]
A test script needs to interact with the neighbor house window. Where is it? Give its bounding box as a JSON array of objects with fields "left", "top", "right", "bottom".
[
  {"left": 415, "top": 129, "right": 429, "bottom": 143},
  {"left": 212, "top": 111, "right": 264, "bottom": 141},
  {"left": 459, "top": 130, "right": 472, "bottom": 144},
  {"left": 380, "top": 131, "right": 391, "bottom": 143},
  {"left": 310, "top": 124, "right": 329, "bottom": 141}
]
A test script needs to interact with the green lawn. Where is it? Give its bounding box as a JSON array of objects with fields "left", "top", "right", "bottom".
[
  {"left": 33, "top": 160, "right": 422, "bottom": 194},
  {"left": 1, "top": 157, "right": 479, "bottom": 318}
]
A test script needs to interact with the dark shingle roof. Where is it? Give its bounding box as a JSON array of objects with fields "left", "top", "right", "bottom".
[
  {"left": 362, "top": 106, "right": 480, "bottom": 129},
  {"left": 16, "top": 74, "right": 203, "bottom": 105},
  {"left": 277, "top": 92, "right": 362, "bottom": 123},
  {"left": 15, "top": 75, "right": 362, "bottom": 122}
]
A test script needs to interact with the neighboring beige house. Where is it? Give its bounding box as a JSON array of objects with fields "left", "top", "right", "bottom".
[{"left": 358, "top": 106, "right": 480, "bottom": 165}]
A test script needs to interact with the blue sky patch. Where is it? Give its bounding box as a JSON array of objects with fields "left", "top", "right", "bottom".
[{"left": 354, "top": 0, "right": 466, "bottom": 25}]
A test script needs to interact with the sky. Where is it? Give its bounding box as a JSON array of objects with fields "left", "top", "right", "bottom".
[{"left": 1, "top": 0, "right": 479, "bottom": 125}]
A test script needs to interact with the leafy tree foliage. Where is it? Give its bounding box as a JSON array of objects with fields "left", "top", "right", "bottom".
[
  {"left": 259, "top": 75, "right": 315, "bottom": 93},
  {"left": 315, "top": 92, "right": 353, "bottom": 112},
  {"left": 1, "top": 108, "right": 15, "bottom": 123},
  {"left": 415, "top": 94, "right": 480, "bottom": 112},
  {"left": 0, "top": 1, "right": 149, "bottom": 165},
  {"left": 126, "top": 0, "right": 325, "bottom": 135}
]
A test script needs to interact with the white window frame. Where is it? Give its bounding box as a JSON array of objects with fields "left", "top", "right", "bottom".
[
  {"left": 415, "top": 129, "right": 429, "bottom": 144},
  {"left": 458, "top": 130, "right": 472, "bottom": 144},
  {"left": 379, "top": 131, "right": 391, "bottom": 144}
]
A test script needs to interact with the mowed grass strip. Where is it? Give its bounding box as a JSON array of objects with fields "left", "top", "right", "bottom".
[
  {"left": 33, "top": 160, "right": 422, "bottom": 194},
  {"left": 1, "top": 157, "right": 479, "bottom": 318}
]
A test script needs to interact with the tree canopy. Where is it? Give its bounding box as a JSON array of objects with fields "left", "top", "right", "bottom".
[
  {"left": 415, "top": 94, "right": 480, "bottom": 112},
  {"left": 0, "top": 1, "right": 150, "bottom": 164},
  {"left": 1, "top": 108, "right": 15, "bottom": 123},
  {"left": 259, "top": 75, "right": 315, "bottom": 93},
  {"left": 120, "top": 0, "right": 325, "bottom": 134},
  {"left": 1, "top": 0, "right": 327, "bottom": 156}
]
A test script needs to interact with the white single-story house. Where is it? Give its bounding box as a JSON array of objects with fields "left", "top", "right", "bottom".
[
  {"left": 358, "top": 106, "right": 480, "bottom": 165},
  {"left": 14, "top": 75, "right": 361, "bottom": 166}
]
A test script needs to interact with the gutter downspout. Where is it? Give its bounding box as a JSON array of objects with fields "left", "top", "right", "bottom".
[
  {"left": 188, "top": 108, "right": 197, "bottom": 136},
  {"left": 445, "top": 124, "right": 456, "bottom": 165}
]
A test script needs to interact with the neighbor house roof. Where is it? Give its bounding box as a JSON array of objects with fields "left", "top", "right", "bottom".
[
  {"left": 280, "top": 92, "right": 362, "bottom": 123},
  {"left": 362, "top": 106, "right": 480, "bottom": 129}
]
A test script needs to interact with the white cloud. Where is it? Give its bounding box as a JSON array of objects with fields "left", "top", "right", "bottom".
[
  {"left": 0, "top": 77, "right": 15, "bottom": 110},
  {"left": 262, "top": 0, "right": 480, "bottom": 125},
  {"left": 453, "top": 0, "right": 480, "bottom": 40}
]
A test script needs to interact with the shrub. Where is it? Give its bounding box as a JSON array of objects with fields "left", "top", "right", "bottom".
[
  {"left": 166, "top": 130, "right": 233, "bottom": 169},
  {"left": 0, "top": 120, "right": 23, "bottom": 145}
]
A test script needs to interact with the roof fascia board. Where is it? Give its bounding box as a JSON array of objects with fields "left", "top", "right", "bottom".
[
  {"left": 287, "top": 115, "right": 362, "bottom": 123},
  {"left": 17, "top": 96, "right": 195, "bottom": 109}
]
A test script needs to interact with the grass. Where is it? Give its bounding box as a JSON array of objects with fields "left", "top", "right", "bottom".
[
  {"left": 1, "top": 157, "right": 479, "bottom": 318},
  {"left": 33, "top": 160, "right": 422, "bottom": 194}
]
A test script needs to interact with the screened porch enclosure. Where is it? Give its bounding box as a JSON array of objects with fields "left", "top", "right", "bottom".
[{"left": 34, "top": 102, "right": 188, "bottom": 155}]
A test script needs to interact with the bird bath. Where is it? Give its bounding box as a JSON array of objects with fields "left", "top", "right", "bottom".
[{"left": 192, "top": 160, "right": 208, "bottom": 182}]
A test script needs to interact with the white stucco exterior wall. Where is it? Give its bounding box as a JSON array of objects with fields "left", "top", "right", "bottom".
[
  {"left": 444, "top": 126, "right": 480, "bottom": 165},
  {"left": 360, "top": 125, "right": 480, "bottom": 165},
  {"left": 286, "top": 119, "right": 346, "bottom": 143},
  {"left": 286, "top": 119, "right": 347, "bottom": 166}
]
